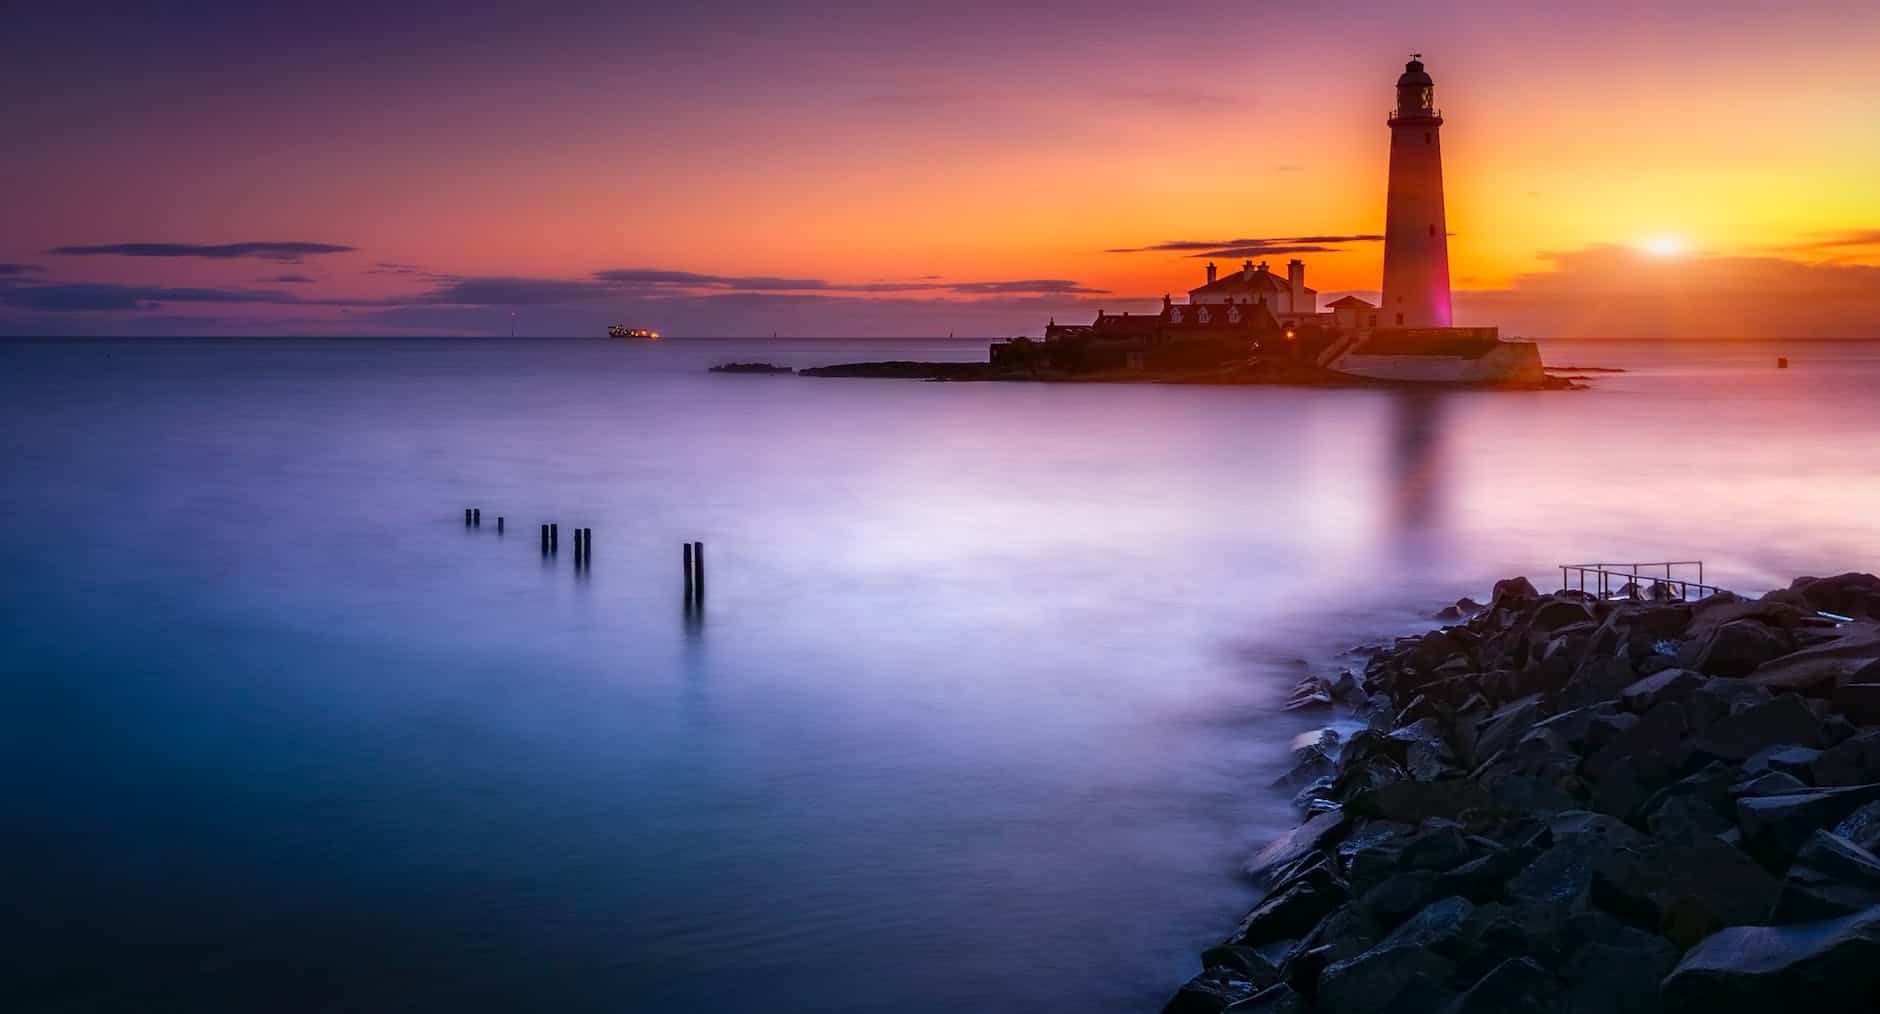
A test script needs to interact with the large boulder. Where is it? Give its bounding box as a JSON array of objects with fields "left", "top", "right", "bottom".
[
  {"left": 1245, "top": 810, "right": 1347, "bottom": 885},
  {"left": 1813, "top": 730, "right": 1880, "bottom": 787},
  {"left": 1590, "top": 835, "right": 1781, "bottom": 947},
  {"left": 1558, "top": 914, "right": 1679, "bottom": 1014},
  {"left": 1451, "top": 956, "right": 1562, "bottom": 1014},
  {"left": 1792, "top": 572, "right": 1880, "bottom": 617},
  {"left": 1693, "top": 693, "right": 1830, "bottom": 761},
  {"left": 1489, "top": 576, "right": 1541, "bottom": 615},
  {"left": 1345, "top": 779, "right": 1493, "bottom": 824},
  {"left": 1834, "top": 801, "right": 1880, "bottom": 852},
  {"left": 1315, "top": 943, "right": 1455, "bottom": 1014},
  {"left": 1737, "top": 783, "right": 1880, "bottom": 866},
  {"left": 1660, "top": 904, "right": 1880, "bottom": 1013},
  {"left": 1770, "top": 830, "right": 1880, "bottom": 923},
  {"left": 1684, "top": 618, "right": 1794, "bottom": 677},
  {"left": 1618, "top": 667, "right": 1705, "bottom": 712},
  {"left": 1232, "top": 856, "right": 1349, "bottom": 947},
  {"left": 1531, "top": 597, "right": 1596, "bottom": 634},
  {"left": 1162, "top": 966, "right": 1275, "bottom": 1014}
]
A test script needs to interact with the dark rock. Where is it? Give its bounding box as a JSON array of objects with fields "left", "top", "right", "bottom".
[
  {"left": 1793, "top": 571, "right": 1880, "bottom": 617},
  {"left": 1770, "top": 830, "right": 1880, "bottom": 923},
  {"left": 1345, "top": 779, "right": 1493, "bottom": 824},
  {"left": 1163, "top": 966, "right": 1271, "bottom": 1014},
  {"left": 1835, "top": 681, "right": 1880, "bottom": 725},
  {"left": 1438, "top": 845, "right": 1541, "bottom": 902},
  {"left": 1731, "top": 770, "right": 1810, "bottom": 797},
  {"left": 1558, "top": 917, "right": 1678, "bottom": 1014},
  {"left": 1474, "top": 696, "right": 1545, "bottom": 764},
  {"left": 1685, "top": 617, "right": 1794, "bottom": 677},
  {"left": 1397, "top": 822, "right": 1477, "bottom": 873},
  {"left": 1684, "top": 677, "right": 1774, "bottom": 732},
  {"left": 1451, "top": 956, "right": 1561, "bottom": 1014},
  {"left": 1590, "top": 836, "right": 1781, "bottom": 947},
  {"left": 1694, "top": 693, "right": 1829, "bottom": 760},
  {"left": 1744, "top": 743, "right": 1823, "bottom": 781},
  {"left": 1315, "top": 944, "right": 1455, "bottom": 1014},
  {"left": 1489, "top": 577, "right": 1541, "bottom": 615},
  {"left": 1618, "top": 667, "right": 1704, "bottom": 712},
  {"left": 1661, "top": 904, "right": 1880, "bottom": 1012},
  {"left": 1583, "top": 699, "right": 1690, "bottom": 783},
  {"left": 1245, "top": 810, "right": 1347, "bottom": 885},
  {"left": 1833, "top": 801, "right": 1880, "bottom": 851},
  {"left": 1357, "top": 871, "right": 1446, "bottom": 927},
  {"left": 1737, "top": 782, "right": 1880, "bottom": 866},
  {"left": 1376, "top": 895, "right": 1476, "bottom": 955},
  {"left": 1232, "top": 858, "right": 1349, "bottom": 947},
  {"left": 1532, "top": 598, "right": 1596, "bottom": 634},
  {"left": 1813, "top": 730, "right": 1880, "bottom": 787},
  {"left": 1227, "top": 983, "right": 1305, "bottom": 1013},
  {"left": 1285, "top": 902, "right": 1383, "bottom": 970},
  {"left": 1647, "top": 793, "right": 1733, "bottom": 838},
  {"left": 1270, "top": 744, "right": 1336, "bottom": 789},
  {"left": 1201, "top": 944, "right": 1283, "bottom": 981}
]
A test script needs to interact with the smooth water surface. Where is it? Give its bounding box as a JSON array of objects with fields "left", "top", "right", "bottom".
[{"left": 4, "top": 337, "right": 1879, "bottom": 1011}]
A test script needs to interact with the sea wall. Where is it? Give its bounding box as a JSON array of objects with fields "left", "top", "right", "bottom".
[{"left": 1164, "top": 573, "right": 1880, "bottom": 1013}]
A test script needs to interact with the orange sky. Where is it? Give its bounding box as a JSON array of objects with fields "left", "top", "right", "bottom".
[{"left": 4, "top": 3, "right": 1879, "bottom": 336}]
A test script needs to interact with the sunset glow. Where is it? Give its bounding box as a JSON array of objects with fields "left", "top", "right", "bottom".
[{"left": 4, "top": 3, "right": 1880, "bottom": 337}]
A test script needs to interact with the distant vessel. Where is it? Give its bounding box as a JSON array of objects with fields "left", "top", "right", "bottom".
[{"left": 608, "top": 325, "right": 660, "bottom": 339}]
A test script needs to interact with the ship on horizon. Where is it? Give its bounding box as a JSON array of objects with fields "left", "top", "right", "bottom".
[{"left": 607, "top": 325, "right": 661, "bottom": 340}]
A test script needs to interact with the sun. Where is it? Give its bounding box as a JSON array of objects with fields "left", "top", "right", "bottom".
[{"left": 1639, "top": 234, "right": 1690, "bottom": 257}]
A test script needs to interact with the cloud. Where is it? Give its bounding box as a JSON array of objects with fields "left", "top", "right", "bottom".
[
  {"left": 0, "top": 282, "right": 306, "bottom": 312},
  {"left": 1780, "top": 229, "right": 1880, "bottom": 255},
  {"left": 264, "top": 274, "right": 316, "bottom": 283},
  {"left": 943, "top": 279, "right": 1105, "bottom": 294},
  {"left": 1456, "top": 244, "right": 1880, "bottom": 338},
  {"left": 591, "top": 268, "right": 831, "bottom": 291},
  {"left": 46, "top": 241, "right": 355, "bottom": 262},
  {"left": 0, "top": 263, "right": 45, "bottom": 276},
  {"left": 1106, "top": 234, "right": 1384, "bottom": 258}
]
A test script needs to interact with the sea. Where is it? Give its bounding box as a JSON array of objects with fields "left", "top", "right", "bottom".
[{"left": 3, "top": 336, "right": 1878, "bottom": 1012}]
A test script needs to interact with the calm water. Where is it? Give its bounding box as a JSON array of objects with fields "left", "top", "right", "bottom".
[{"left": 3, "top": 337, "right": 1879, "bottom": 1012}]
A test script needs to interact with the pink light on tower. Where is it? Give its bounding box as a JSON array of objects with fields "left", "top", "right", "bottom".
[{"left": 1380, "top": 55, "right": 1453, "bottom": 328}]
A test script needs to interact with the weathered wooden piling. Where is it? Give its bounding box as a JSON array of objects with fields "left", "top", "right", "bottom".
[
  {"left": 693, "top": 541, "right": 705, "bottom": 600},
  {"left": 473, "top": 508, "right": 481, "bottom": 527},
  {"left": 497, "top": 516, "right": 504, "bottom": 534},
  {"left": 540, "top": 523, "right": 550, "bottom": 553},
  {"left": 550, "top": 523, "right": 559, "bottom": 553},
  {"left": 581, "top": 528, "right": 592, "bottom": 562},
  {"left": 464, "top": 508, "right": 473, "bottom": 526},
  {"left": 684, "top": 542, "right": 695, "bottom": 597}
]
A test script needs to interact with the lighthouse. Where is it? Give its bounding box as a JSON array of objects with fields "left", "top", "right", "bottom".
[{"left": 1381, "top": 55, "right": 1452, "bottom": 328}]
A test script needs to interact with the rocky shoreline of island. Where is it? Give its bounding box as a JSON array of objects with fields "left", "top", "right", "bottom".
[{"left": 1162, "top": 572, "right": 1880, "bottom": 1013}]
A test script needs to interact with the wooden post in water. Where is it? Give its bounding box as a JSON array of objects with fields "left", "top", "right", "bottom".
[
  {"left": 582, "top": 528, "right": 592, "bottom": 563},
  {"left": 693, "top": 541, "right": 705, "bottom": 601},
  {"left": 550, "top": 523, "right": 559, "bottom": 553},
  {"left": 497, "top": 516, "right": 505, "bottom": 534},
  {"left": 540, "top": 523, "right": 550, "bottom": 554},
  {"left": 473, "top": 508, "right": 481, "bottom": 527},
  {"left": 683, "top": 542, "right": 695, "bottom": 598},
  {"left": 464, "top": 508, "right": 472, "bottom": 526}
]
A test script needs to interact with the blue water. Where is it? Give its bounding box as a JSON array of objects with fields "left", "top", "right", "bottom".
[{"left": 3, "top": 337, "right": 1879, "bottom": 1012}]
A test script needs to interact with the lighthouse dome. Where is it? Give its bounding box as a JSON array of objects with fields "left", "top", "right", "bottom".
[{"left": 1397, "top": 58, "right": 1433, "bottom": 88}]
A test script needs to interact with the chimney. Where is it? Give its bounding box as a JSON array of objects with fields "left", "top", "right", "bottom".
[
  {"left": 1287, "top": 258, "right": 1308, "bottom": 313},
  {"left": 1242, "top": 259, "right": 1255, "bottom": 282},
  {"left": 1205, "top": 262, "right": 1217, "bottom": 284}
]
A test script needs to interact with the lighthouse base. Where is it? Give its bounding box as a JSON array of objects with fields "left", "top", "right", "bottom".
[{"left": 1327, "top": 328, "right": 1545, "bottom": 386}]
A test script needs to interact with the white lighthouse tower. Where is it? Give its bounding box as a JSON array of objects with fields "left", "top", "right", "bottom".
[{"left": 1380, "top": 55, "right": 1452, "bottom": 328}]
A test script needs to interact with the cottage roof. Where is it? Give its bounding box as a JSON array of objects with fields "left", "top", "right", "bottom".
[{"left": 1327, "top": 295, "right": 1377, "bottom": 309}]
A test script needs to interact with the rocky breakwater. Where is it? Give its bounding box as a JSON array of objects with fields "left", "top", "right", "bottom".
[{"left": 1167, "top": 572, "right": 1880, "bottom": 1013}]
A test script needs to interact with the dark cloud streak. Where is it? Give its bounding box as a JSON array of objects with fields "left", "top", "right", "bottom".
[{"left": 47, "top": 241, "right": 355, "bottom": 262}]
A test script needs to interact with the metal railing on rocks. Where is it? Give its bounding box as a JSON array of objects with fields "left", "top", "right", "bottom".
[{"left": 1559, "top": 561, "right": 1725, "bottom": 601}]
